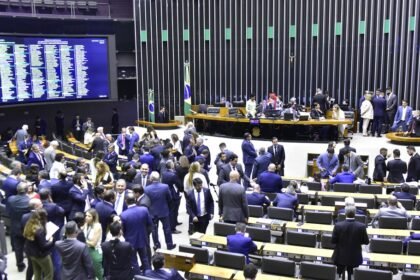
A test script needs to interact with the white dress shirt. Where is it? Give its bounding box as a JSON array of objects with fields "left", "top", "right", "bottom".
[{"left": 194, "top": 189, "right": 206, "bottom": 217}]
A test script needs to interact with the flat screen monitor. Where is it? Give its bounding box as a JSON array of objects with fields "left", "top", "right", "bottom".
[
  {"left": 265, "top": 109, "right": 281, "bottom": 118},
  {"left": 0, "top": 35, "right": 113, "bottom": 105}
]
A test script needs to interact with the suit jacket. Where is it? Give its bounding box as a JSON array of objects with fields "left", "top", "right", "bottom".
[
  {"left": 103, "top": 151, "right": 118, "bottom": 173},
  {"left": 267, "top": 144, "right": 285, "bottom": 168},
  {"left": 316, "top": 152, "right": 339, "bottom": 177},
  {"left": 139, "top": 153, "right": 155, "bottom": 172},
  {"left": 246, "top": 192, "right": 270, "bottom": 207},
  {"left": 55, "top": 238, "right": 95, "bottom": 280},
  {"left": 156, "top": 111, "right": 170, "bottom": 123},
  {"left": 332, "top": 219, "right": 369, "bottom": 267},
  {"left": 241, "top": 140, "right": 257, "bottom": 165},
  {"left": 116, "top": 133, "right": 130, "bottom": 152},
  {"left": 251, "top": 153, "right": 272, "bottom": 179},
  {"left": 120, "top": 205, "right": 152, "bottom": 249},
  {"left": 329, "top": 171, "right": 356, "bottom": 184},
  {"left": 393, "top": 191, "right": 416, "bottom": 204},
  {"left": 273, "top": 193, "right": 298, "bottom": 210},
  {"left": 407, "top": 153, "right": 420, "bottom": 182},
  {"left": 2, "top": 176, "right": 20, "bottom": 201},
  {"left": 51, "top": 179, "right": 74, "bottom": 214},
  {"left": 129, "top": 132, "right": 140, "bottom": 152},
  {"left": 217, "top": 163, "right": 248, "bottom": 186},
  {"left": 257, "top": 171, "right": 283, "bottom": 193},
  {"left": 373, "top": 154, "right": 387, "bottom": 182},
  {"left": 338, "top": 146, "right": 357, "bottom": 164},
  {"left": 196, "top": 144, "right": 211, "bottom": 168},
  {"left": 186, "top": 188, "right": 214, "bottom": 221},
  {"left": 227, "top": 233, "right": 258, "bottom": 264},
  {"left": 387, "top": 159, "right": 407, "bottom": 183},
  {"left": 133, "top": 173, "right": 152, "bottom": 188},
  {"left": 6, "top": 194, "right": 30, "bottom": 235},
  {"left": 312, "top": 94, "right": 329, "bottom": 113},
  {"left": 38, "top": 179, "right": 52, "bottom": 192},
  {"left": 386, "top": 93, "right": 397, "bottom": 112},
  {"left": 26, "top": 151, "right": 45, "bottom": 170},
  {"left": 343, "top": 152, "right": 364, "bottom": 179},
  {"left": 218, "top": 182, "right": 249, "bottom": 222},
  {"left": 95, "top": 200, "right": 117, "bottom": 242},
  {"left": 69, "top": 186, "right": 90, "bottom": 220},
  {"left": 137, "top": 194, "right": 151, "bottom": 209},
  {"left": 145, "top": 268, "right": 184, "bottom": 280},
  {"left": 42, "top": 200, "right": 65, "bottom": 229},
  {"left": 394, "top": 106, "right": 413, "bottom": 126},
  {"left": 161, "top": 170, "right": 183, "bottom": 201},
  {"left": 43, "top": 146, "right": 56, "bottom": 172},
  {"left": 88, "top": 136, "right": 105, "bottom": 154},
  {"left": 372, "top": 96, "right": 387, "bottom": 117},
  {"left": 102, "top": 239, "right": 135, "bottom": 280},
  {"left": 144, "top": 182, "right": 173, "bottom": 218},
  {"left": 150, "top": 145, "right": 165, "bottom": 170}
]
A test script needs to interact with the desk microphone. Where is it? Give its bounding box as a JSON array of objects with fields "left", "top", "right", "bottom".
[{"left": 189, "top": 109, "right": 198, "bottom": 114}]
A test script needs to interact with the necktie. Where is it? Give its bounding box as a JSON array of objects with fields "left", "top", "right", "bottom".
[
  {"left": 197, "top": 191, "right": 201, "bottom": 216},
  {"left": 273, "top": 146, "right": 277, "bottom": 156},
  {"left": 142, "top": 176, "right": 146, "bottom": 187},
  {"left": 115, "top": 194, "right": 121, "bottom": 211},
  {"left": 232, "top": 165, "right": 236, "bottom": 171}
]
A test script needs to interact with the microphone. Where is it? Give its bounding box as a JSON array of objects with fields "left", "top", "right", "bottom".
[{"left": 189, "top": 109, "right": 198, "bottom": 114}]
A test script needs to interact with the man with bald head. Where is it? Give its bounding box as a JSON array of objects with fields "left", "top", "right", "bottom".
[
  {"left": 257, "top": 163, "right": 283, "bottom": 193},
  {"left": 219, "top": 171, "right": 249, "bottom": 224},
  {"left": 373, "top": 195, "right": 411, "bottom": 222}
]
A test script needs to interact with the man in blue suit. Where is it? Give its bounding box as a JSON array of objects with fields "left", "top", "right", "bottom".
[
  {"left": 329, "top": 164, "right": 356, "bottom": 185},
  {"left": 37, "top": 170, "right": 51, "bottom": 192},
  {"left": 120, "top": 193, "right": 153, "bottom": 274},
  {"left": 144, "top": 172, "right": 175, "bottom": 250},
  {"left": 161, "top": 160, "right": 183, "bottom": 234},
  {"left": 150, "top": 139, "right": 165, "bottom": 171},
  {"left": 195, "top": 137, "right": 211, "bottom": 170},
  {"left": 103, "top": 145, "right": 118, "bottom": 175},
  {"left": 2, "top": 168, "right": 22, "bottom": 202},
  {"left": 227, "top": 223, "right": 258, "bottom": 264},
  {"left": 241, "top": 133, "right": 257, "bottom": 179},
  {"left": 316, "top": 148, "right": 339, "bottom": 178},
  {"left": 257, "top": 164, "right": 283, "bottom": 193},
  {"left": 116, "top": 127, "right": 130, "bottom": 156},
  {"left": 373, "top": 148, "right": 388, "bottom": 182},
  {"left": 145, "top": 253, "right": 184, "bottom": 280},
  {"left": 251, "top": 147, "right": 272, "bottom": 179},
  {"left": 139, "top": 147, "right": 154, "bottom": 174},
  {"left": 186, "top": 178, "right": 214, "bottom": 234},
  {"left": 392, "top": 99, "right": 413, "bottom": 132},
  {"left": 69, "top": 173, "right": 91, "bottom": 220},
  {"left": 50, "top": 172, "right": 73, "bottom": 220},
  {"left": 393, "top": 183, "right": 416, "bottom": 205},
  {"left": 26, "top": 144, "right": 46, "bottom": 170},
  {"left": 95, "top": 190, "right": 117, "bottom": 242},
  {"left": 128, "top": 126, "right": 140, "bottom": 160},
  {"left": 371, "top": 90, "right": 387, "bottom": 137},
  {"left": 273, "top": 185, "right": 298, "bottom": 212},
  {"left": 246, "top": 184, "right": 271, "bottom": 208}
]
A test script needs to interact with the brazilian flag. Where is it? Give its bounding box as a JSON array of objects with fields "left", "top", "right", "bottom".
[{"left": 148, "top": 89, "right": 155, "bottom": 122}]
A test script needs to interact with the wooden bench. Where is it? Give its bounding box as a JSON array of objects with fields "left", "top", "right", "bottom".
[{"left": 136, "top": 120, "right": 181, "bottom": 129}]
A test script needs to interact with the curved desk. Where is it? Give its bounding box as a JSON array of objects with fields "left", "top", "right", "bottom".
[
  {"left": 386, "top": 132, "right": 420, "bottom": 145},
  {"left": 136, "top": 120, "right": 181, "bottom": 129}
]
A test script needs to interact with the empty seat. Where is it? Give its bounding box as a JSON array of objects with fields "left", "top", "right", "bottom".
[
  {"left": 300, "top": 261, "right": 336, "bottom": 280},
  {"left": 320, "top": 233, "right": 335, "bottom": 249},
  {"left": 354, "top": 197, "right": 376, "bottom": 209},
  {"left": 402, "top": 272, "right": 420, "bottom": 280},
  {"left": 369, "top": 238, "right": 403, "bottom": 254},
  {"left": 407, "top": 240, "right": 420, "bottom": 256},
  {"left": 398, "top": 199, "right": 414, "bottom": 210},
  {"left": 337, "top": 213, "right": 367, "bottom": 225},
  {"left": 248, "top": 205, "right": 264, "bottom": 218},
  {"left": 333, "top": 183, "right": 358, "bottom": 193},
  {"left": 306, "top": 181, "right": 322, "bottom": 191},
  {"left": 321, "top": 196, "right": 344, "bottom": 206},
  {"left": 359, "top": 184, "right": 382, "bottom": 194},
  {"left": 261, "top": 257, "right": 295, "bottom": 277},
  {"left": 411, "top": 217, "right": 420, "bottom": 230},
  {"left": 246, "top": 226, "right": 271, "bottom": 242},
  {"left": 286, "top": 231, "right": 317, "bottom": 247},
  {"left": 213, "top": 222, "right": 235, "bottom": 236},
  {"left": 179, "top": 245, "right": 209, "bottom": 264},
  {"left": 305, "top": 211, "right": 332, "bottom": 225},
  {"left": 214, "top": 250, "right": 245, "bottom": 270},
  {"left": 267, "top": 206, "right": 294, "bottom": 221},
  {"left": 297, "top": 193, "right": 309, "bottom": 204},
  {"left": 378, "top": 216, "right": 408, "bottom": 229},
  {"left": 353, "top": 268, "right": 392, "bottom": 280}
]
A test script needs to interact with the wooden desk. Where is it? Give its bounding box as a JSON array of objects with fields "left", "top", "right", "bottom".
[
  {"left": 189, "top": 232, "right": 264, "bottom": 250},
  {"left": 0, "top": 165, "right": 11, "bottom": 175},
  {"left": 386, "top": 132, "right": 420, "bottom": 145},
  {"left": 156, "top": 249, "right": 195, "bottom": 271},
  {"left": 264, "top": 243, "right": 333, "bottom": 259},
  {"left": 368, "top": 253, "right": 420, "bottom": 266},
  {"left": 189, "top": 263, "right": 238, "bottom": 279},
  {"left": 67, "top": 137, "right": 90, "bottom": 150},
  {"left": 56, "top": 149, "right": 79, "bottom": 161},
  {"left": 136, "top": 120, "right": 181, "bottom": 129}
]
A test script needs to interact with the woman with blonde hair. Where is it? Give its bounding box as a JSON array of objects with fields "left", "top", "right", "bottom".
[
  {"left": 332, "top": 104, "right": 347, "bottom": 138},
  {"left": 23, "top": 209, "right": 54, "bottom": 280},
  {"left": 83, "top": 208, "right": 103, "bottom": 280},
  {"left": 95, "top": 161, "right": 114, "bottom": 189},
  {"left": 183, "top": 161, "right": 208, "bottom": 193}
]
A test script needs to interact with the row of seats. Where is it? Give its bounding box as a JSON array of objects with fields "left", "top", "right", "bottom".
[{"left": 0, "top": 0, "right": 97, "bottom": 9}]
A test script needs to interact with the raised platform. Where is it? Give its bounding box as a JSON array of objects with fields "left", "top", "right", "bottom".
[
  {"left": 385, "top": 132, "right": 420, "bottom": 145},
  {"left": 136, "top": 120, "right": 181, "bottom": 129}
]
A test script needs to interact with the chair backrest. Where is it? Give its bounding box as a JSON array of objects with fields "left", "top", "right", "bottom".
[
  {"left": 398, "top": 199, "right": 414, "bottom": 210},
  {"left": 395, "top": 186, "right": 419, "bottom": 195},
  {"left": 246, "top": 226, "right": 271, "bottom": 242},
  {"left": 261, "top": 257, "right": 295, "bottom": 277},
  {"left": 407, "top": 240, "right": 420, "bottom": 256},
  {"left": 297, "top": 193, "right": 309, "bottom": 204},
  {"left": 333, "top": 183, "right": 358, "bottom": 193},
  {"left": 213, "top": 222, "right": 236, "bottom": 236},
  {"left": 178, "top": 245, "right": 209, "bottom": 264},
  {"left": 306, "top": 181, "right": 322, "bottom": 191},
  {"left": 248, "top": 205, "right": 264, "bottom": 218},
  {"left": 282, "top": 179, "right": 290, "bottom": 188},
  {"left": 286, "top": 230, "right": 317, "bottom": 247},
  {"left": 412, "top": 217, "right": 420, "bottom": 230},
  {"left": 214, "top": 250, "right": 246, "bottom": 270},
  {"left": 402, "top": 272, "right": 420, "bottom": 280},
  {"left": 354, "top": 197, "right": 376, "bottom": 209},
  {"left": 369, "top": 238, "right": 403, "bottom": 254},
  {"left": 305, "top": 211, "right": 332, "bottom": 225},
  {"left": 320, "top": 196, "right": 344, "bottom": 206},
  {"left": 378, "top": 216, "right": 408, "bottom": 229},
  {"left": 267, "top": 207, "right": 294, "bottom": 221},
  {"left": 300, "top": 261, "right": 336, "bottom": 280},
  {"left": 358, "top": 184, "right": 383, "bottom": 194},
  {"left": 354, "top": 268, "right": 392, "bottom": 280},
  {"left": 320, "top": 233, "right": 335, "bottom": 249},
  {"left": 264, "top": 192, "right": 277, "bottom": 201},
  {"left": 337, "top": 213, "right": 367, "bottom": 225}
]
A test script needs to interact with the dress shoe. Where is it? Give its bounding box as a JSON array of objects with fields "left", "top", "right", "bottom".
[
  {"left": 17, "top": 264, "right": 26, "bottom": 272},
  {"left": 167, "top": 244, "right": 177, "bottom": 250},
  {"left": 172, "top": 230, "right": 182, "bottom": 234}
]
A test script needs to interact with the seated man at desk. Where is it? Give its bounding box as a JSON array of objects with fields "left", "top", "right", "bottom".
[
  {"left": 392, "top": 183, "right": 416, "bottom": 205},
  {"left": 144, "top": 253, "right": 184, "bottom": 280},
  {"left": 246, "top": 183, "right": 271, "bottom": 208},
  {"left": 227, "top": 223, "right": 258, "bottom": 264},
  {"left": 273, "top": 185, "right": 298, "bottom": 212},
  {"left": 329, "top": 164, "right": 356, "bottom": 186},
  {"left": 372, "top": 196, "right": 411, "bottom": 222}
]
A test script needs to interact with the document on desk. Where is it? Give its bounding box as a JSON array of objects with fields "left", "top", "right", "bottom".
[{"left": 46, "top": 221, "right": 59, "bottom": 240}]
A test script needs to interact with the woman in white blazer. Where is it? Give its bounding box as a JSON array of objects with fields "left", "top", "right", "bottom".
[{"left": 360, "top": 93, "right": 374, "bottom": 136}]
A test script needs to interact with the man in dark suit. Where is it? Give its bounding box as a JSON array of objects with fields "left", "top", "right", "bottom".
[
  {"left": 120, "top": 193, "right": 153, "bottom": 274},
  {"left": 406, "top": 146, "right": 420, "bottom": 182},
  {"left": 257, "top": 163, "right": 283, "bottom": 193},
  {"left": 195, "top": 137, "right": 211, "bottom": 170},
  {"left": 88, "top": 133, "right": 105, "bottom": 156},
  {"left": 139, "top": 148, "right": 154, "bottom": 173},
  {"left": 103, "top": 144, "right": 118, "bottom": 174},
  {"left": 338, "top": 139, "right": 357, "bottom": 164},
  {"left": 371, "top": 90, "right": 387, "bottom": 137},
  {"left": 241, "top": 133, "right": 257, "bottom": 179},
  {"left": 393, "top": 183, "right": 416, "bottom": 205},
  {"left": 219, "top": 171, "right": 249, "bottom": 224},
  {"left": 312, "top": 88, "right": 329, "bottom": 113},
  {"left": 116, "top": 127, "right": 130, "bottom": 156},
  {"left": 144, "top": 172, "right": 176, "bottom": 250},
  {"left": 387, "top": 149, "right": 407, "bottom": 183},
  {"left": 111, "top": 108, "right": 119, "bottom": 134},
  {"left": 132, "top": 184, "right": 151, "bottom": 209},
  {"left": 251, "top": 147, "right": 272, "bottom": 179},
  {"left": 56, "top": 221, "right": 95, "bottom": 280},
  {"left": 128, "top": 126, "right": 140, "bottom": 159},
  {"left": 39, "top": 188, "right": 65, "bottom": 236},
  {"left": 246, "top": 184, "right": 271, "bottom": 208},
  {"left": 2, "top": 167, "right": 21, "bottom": 202},
  {"left": 329, "top": 164, "right": 356, "bottom": 185},
  {"left": 69, "top": 173, "right": 91, "bottom": 220},
  {"left": 267, "top": 137, "right": 286, "bottom": 175},
  {"left": 161, "top": 160, "right": 183, "bottom": 234},
  {"left": 373, "top": 148, "right": 388, "bottom": 182},
  {"left": 332, "top": 206, "right": 369, "bottom": 279},
  {"left": 385, "top": 88, "right": 397, "bottom": 131},
  {"left": 145, "top": 253, "right": 184, "bottom": 280},
  {"left": 26, "top": 144, "right": 46, "bottom": 170},
  {"left": 186, "top": 178, "right": 214, "bottom": 234},
  {"left": 114, "top": 179, "right": 130, "bottom": 215},
  {"left": 217, "top": 154, "right": 249, "bottom": 186},
  {"left": 7, "top": 182, "right": 30, "bottom": 272},
  {"left": 51, "top": 171, "right": 74, "bottom": 220},
  {"left": 392, "top": 99, "right": 413, "bottom": 132},
  {"left": 134, "top": 163, "right": 152, "bottom": 187},
  {"left": 156, "top": 106, "right": 169, "bottom": 123},
  {"left": 95, "top": 190, "right": 117, "bottom": 242},
  {"left": 72, "top": 115, "right": 83, "bottom": 141},
  {"left": 102, "top": 221, "right": 135, "bottom": 280},
  {"left": 227, "top": 223, "right": 257, "bottom": 264}
]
